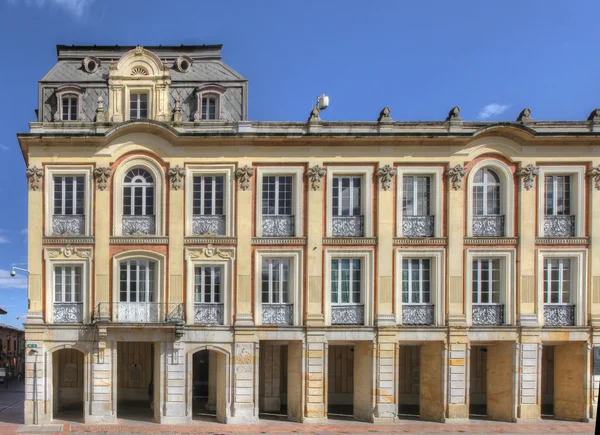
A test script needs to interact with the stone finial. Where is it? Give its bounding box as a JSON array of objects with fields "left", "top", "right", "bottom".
[
  {"left": 173, "top": 96, "right": 183, "bottom": 123},
  {"left": 517, "top": 108, "right": 533, "bottom": 123},
  {"left": 376, "top": 165, "right": 397, "bottom": 191},
  {"left": 446, "top": 106, "right": 461, "bottom": 121},
  {"left": 95, "top": 96, "right": 106, "bottom": 123},
  {"left": 235, "top": 165, "right": 254, "bottom": 191},
  {"left": 307, "top": 107, "right": 321, "bottom": 124},
  {"left": 516, "top": 164, "right": 540, "bottom": 190},
  {"left": 446, "top": 164, "right": 467, "bottom": 190},
  {"left": 377, "top": 106, "right": 392, "bottom": 123},
  {"left": 93, "top": 167, "right": 112, "bottom": 191},
  {"left": 588, "top": 108, "right": 600, "bottom": 123},
  {"left": 26, "top": 166, "right": 44, "bottom": 191},
  {"left": 306, "top": 165, "right": 326, "bottom": 190},
  {"left": 168, "top": 165, "right": 186, "bottom": 190},
  {"left": 134, "top": 45, "right": 144, "bottom": 56},
  {"left": 588, "top": 165, "right": 600, "bottom": 190}
]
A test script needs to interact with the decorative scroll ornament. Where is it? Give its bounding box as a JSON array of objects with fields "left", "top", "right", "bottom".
[
  {"left": 93, "top": 167, "right": 111, "bottom": 191},
  {"left": 516, "top": 164, "right": 540, "bottom": 190},
  {"left": 588, "top": 165, "right": 600, "bottom": 190},
  {"left": 446, "top": 164, "right": 466, "bottom": 190},
  {"left": 167, "top": 165, "right": 186, "bottom": 190},
  {"left": 26, "top": 166, "right": 44, "bottom": 191},
  {"left": 189, "top": 244, "right": 232, "bottom": 259},
  {"left": 306, "top": 165, "right": 326, "bottom": 190},
  {"left": 376, "top": 165, "right": 397, "bottom": 191},
  {"left": 235, "top": 165, "right": 254, "bottom": 191}
]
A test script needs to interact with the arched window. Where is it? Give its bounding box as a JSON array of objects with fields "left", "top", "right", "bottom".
[
  {"left": 122, "top": 168, "right": 155, "bottom": 235},
  {"left": 472, "top": 168, "right": 504, "bottom": 237}
]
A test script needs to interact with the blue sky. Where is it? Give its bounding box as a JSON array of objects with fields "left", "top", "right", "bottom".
[{"left": 0, "top": 0, "right": 599, "bottom": 328}]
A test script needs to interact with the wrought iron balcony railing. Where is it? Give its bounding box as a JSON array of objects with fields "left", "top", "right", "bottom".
[
  {"left": 472, "top": 215, "right": 505, "bottom": 237},
  {"left": 192, "top": 215, "right": 226, "bottom": 236},
  {"left": 122, "top": 215, "right": 156, "bottom": 235},
  {"left": 402, "top": 215, "right": 434, "bottom": 238},
  {"left": 402, "top": 304, "right": 434, "bottom": 325},
  {"left": 331, "top": 305, "right": 364, "bottom": 325},
  {"left": 262, "top": 304, "right": 293, "bottom": 325},
  {"left": 52, "top": 215, "right": 85, "bottom": 235},
  {"left": 544, "top": 215, "right": 575, "bottom": 237},
  {"left": 194, "top": 303, "right": 224, "bottom": 325},
  {"left": 472, "top": 304, "right": 504, "bottom": 326},
  {"left": 544, "top": 304, "right": 575, "bottom": 326},
  {"left": 262, "top": 215, "right": 295, "bottom": 237},
  {"left": 332, "top": 216, "right": 364, "bottom": 237},
  {"left": 94, "top": 302, "right": 184, "bottom": 324},
  {"left": 54, "top": 303, "right": 83, "bottom": 323}
]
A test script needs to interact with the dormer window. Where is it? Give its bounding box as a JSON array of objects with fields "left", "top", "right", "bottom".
[
  {"left": 54, "top": 84, "right": 85, "bottom": 122},
  {"left": 202, "top": 95, "right": 218, "bottom": 120},
  {"left": 194, "top": 84, "right": 226, "bottom": 122},
  {"left": 62, "top": 95, "right": 79, "bottom": 121},
  {"left": 130, "top": 93, "right": 148, "bottom": 120}
]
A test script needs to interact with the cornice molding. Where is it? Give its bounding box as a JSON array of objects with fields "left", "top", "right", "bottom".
[
  {"left": 109, "top": 236, "right": 169, "bottom": 245},
  {"left": 184, "top": 236, "right": 237, "bottom": 245},
  {"left": 252, "top": 237, "right": 307, "bottom": 246},
  {"left": 535, "top": 237, "right": 589, "bottom": 245},
  {"left": 464, "top": 237, "right": 518, "bottom": 245},
  {"left": 43, "top": 236, "right": 95, "bottom": 245},
  {"left": 322, "top": 237, "right": 377, "bottom": 245},
  {"left": 393, "top": 237, "right": 447, "bottom": 246}
]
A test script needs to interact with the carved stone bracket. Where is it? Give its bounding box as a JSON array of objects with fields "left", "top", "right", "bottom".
[
  {"left": 446, "top": 164, "right": 466, "bottom": 190},
  {"left": 93, "top": 167, "right": 111, "bottom": 191},
  {"left": 376, "top": 165, "right": 397, "bottom": 191},
  {"left": 46, "top": 244, "right": 91, "bottom": 259},
  {"left": 516, "top": 164, "right": 540, "bottom": 190},
  {"left": 168, "top": 165, "right": 186, "bottom": 191},
  {"left": 588, "top": 165, "right": 600, "bottom": 190},
  {"left": 235, "top": 165, "right": 254, "bottom": 191},
  {"left": 188, "top": 244, "right": 233, "bottom": 259},
  {"left": 26, "top": 166, "right": 44, "bottom": 191},
  {"left": 306, "top": 165, "right": 326, "bottom": 190}
]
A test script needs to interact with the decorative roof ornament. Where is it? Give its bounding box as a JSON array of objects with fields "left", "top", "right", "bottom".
[
  {"left": 93, "top": 167, "right": 111, "bottom": 191},
  {"left": 516, "top": 164, "right": 540, "bottom": 190},
  {"left": 377, "top": 106, "right": 393, "bottom": 124},
  {"left": 447, "top": 164, "right": 467, "bottom": 190},
  {"left": 306, "top": 165, "right": 327, "bottom": 190},
  {"left": 376, "top": 165, "right": 397, "bottom": 191},
  {"left": 307, "top": 107, "right": 321, "bottom": 124},
  {"left": 235, "top": 165, "right": 254, "bottom": 191},
  {"left": 588, "top": 108, "right": 600, "bottom": 123},
  {"left": 587, "top": 165, "right": 600, "bottom": 190},
  {"left": 173, "top": 96, "right": 183, "bottom": 123},
  {"left": 168, "top": 165, "right": 186, "bottom": 191},
  {"left": 134, "top": 45, "right": 144, "bottom": 56},
  {"left": 26, "top": 166, "right": 44, "bottom": 191},
  {"left": 95, "top": 96, "right": 106, "bottom": 123},
  {"left": 446, "top": 106, "right": 461, "bottom": 121},
  {"left": 517, "top": 108, "right": 533, "bottom": 123}
]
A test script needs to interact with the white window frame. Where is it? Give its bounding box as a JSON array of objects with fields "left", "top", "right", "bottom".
[
  {"left": 194, "top": 265, "right": 224, "bottom": 304},
  {"left": 118, "top": 259, "right": 157, "bottom": 303},
  {"left": 324, "top": 249, "right": 373, "bottom": 326},
  {"left": 61, "top": 94, "right": 79, "bottom": 121},
  {"left": 254, "top": 249, "right": 303, "bottom": 326},
  {"left": 330, "top": 257, "right": 362, "bottom": 305},
  {"left": 466, "top": 160, "right": 514, "bottom": 237},
  {"left": 465, "top": 249, "right": 515, "bottom": 326},
  {"left": 123, "top": 168, "right": 155, "bottom": 217},
  {"left": 536, "top": 249, "right": 586, "bottom": 327},
  {"left": 54, "top": 84, "right": 84, "bottom": 122},
  {"left": 395, "top": 248, "right": 445, "bottom": 325},
  {"left": 396, "top": 167, "right": 443, "bottom": 237},
  {"left": 194, "top": 84, "right": 225, "bottom": 122},
  {"left": 185, "top": 248, "right": 234, "bottom": 326},
  {"left": 45, "top": 165, "right": 94, "bottom": 237},
  {"left": 261, "top": 258, "right": 292, "bottom": 304},
  {"left": 537, "top": 166, "right": 585, "bottom": 237},
  {"left": 256, "top": 167, "right": 303, "bottom": 237},
  {"left": 542, "top": 258, "right": 572, "bottom": 305},
  {"left": 185, "top": 165, "right": 235, "bottom": 237},
  {"left": 326, "top": 166, "right": 373, "bottom": 237},
  {"left": 125, "top": 87, "right": 153, "bottom": 121},
  {"left": 471, "top": 258, "right": 502, "bottom": 304},
  {"left": 53, "top": 264, "right": 83, "bottom": 303}
]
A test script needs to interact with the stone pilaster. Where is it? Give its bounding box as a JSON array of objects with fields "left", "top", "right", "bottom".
[
  {"left": 94, "top": 160, "right": 111, "bottom": 317},
  {"left": 304, "top": 332, "right": 327, "bottom": 422},
  {"left": 306, "top": 160, "right": 325, "bottom": 327},
  {"left": 447, "top": 163, "right": 466, "bottom": 325},
  {"left": 446, "top": 331, "right": 469, "bottom": 420},
  {"left": 353, "top": 341, "right": 375, "bottom": 422},
  {"left": 161, "top": 340, "right": 186, "bottom": 424},
  {"left": 88, "top": 334, "right": 115, "bottom": 423},
  {"left": 376, "top": 161, "right": 396, "bottom": 326},
  {"left": 229, "top": 336, "right": 259, "bottom": 423},
  {"left": 235, "top": 161, "right": 254, "bottom": 325},
  {"left": 517, "top": 335, "right": 542, "bottom": 420},
  {"left": 27, "top": 160, "right": 44, "bottom": 322},
  {"left": 373, "top": 331, "right": 396, "bottom": 422},
  {"left": 590, "top": 160, "right": 600, "bottom": 326},
  {"left": 167, "top": 160, "right": 185, "bottom": 308},
  {"left": 23, "top": 337, "right": 45, "bottom": 425}
]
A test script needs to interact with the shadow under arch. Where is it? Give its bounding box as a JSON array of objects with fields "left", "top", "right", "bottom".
[{"left": 47, "top": 345, "right": 88, "bottom": 424}]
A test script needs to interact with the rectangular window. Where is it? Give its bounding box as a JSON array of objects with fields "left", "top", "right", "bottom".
[
  {"left": 201, "top": 96, "right": 217, "bottom": 120},
  {"left": 54, "top": 176, "right": 85, "bottom": 215},
  {"left": 261, "top": 258, "right": 290, "bottom": 304},
  {"left": 472, "top": 259, "right": 501, "bottom": 304},
  {"left": 262, "top": 176, "right": 293, "bottom": 215},
  {"left": 194, "top": 266, "right": 222, "bottom": 303},
  {"left": 130, "top": 93, "right": 148, "bottom": 120},
  {"left": 403, "top": 176, "right": 431, "bottom": 216},
  {"left": 54, "top": 265, "right": 82, "bottom": 303},
  {"left": 402, "top": 258, "right": 431, "bottom": 304},
  {"left": 332, "top": 176, "right": 362, "bottom": 216},
  {"left": 331, "top": 258, "right": 361, "bottom": 304},
  {"left": 119, "top": 260, "right": 155, "bottom": 303},
  {"left": 544, "top": 258, "right": 571, "bottom": 304},
  {"left": 545, "top": 175, "right": 571, "bottom": 216},
  {"left": 192, "top": 176, "right": 224, "bottom": 215},
  {"left": 62, "top": 96, "right": 78, "bottom": 121}
]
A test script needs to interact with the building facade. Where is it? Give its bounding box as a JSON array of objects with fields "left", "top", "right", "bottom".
[
  {"left": 17, "top": 44, "right": 600, "bottom": 425},
  {"left": 0, "top": 324, "right": 25, "bottom": 380}
]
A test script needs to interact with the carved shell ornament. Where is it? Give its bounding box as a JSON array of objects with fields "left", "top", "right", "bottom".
[
  {"left": 26, "top": 166, "right": 44, "bottom": 191},
  {"left": 93, "top": 167, "right": 112, "bottom": 191},
  {"left": 306, "top": 165, "right": 326, "bottom": 190},
  {"left": 376, "top": 165, "right": 397, "bottom": 191},
  {"left": 446, "top": 164, "right": 467, "bottom": 190},
  {"left": 131, "top": 66, "right": 149, "bottom": 76},
  {"left": 168, "top": 165, "right": 186, "bottom": 190},
  {"left": 235, "top": 165, "right": 254, "bottom": 191},
  {"left": 516, "top": 164, "right": 540, "bottom": 190}
]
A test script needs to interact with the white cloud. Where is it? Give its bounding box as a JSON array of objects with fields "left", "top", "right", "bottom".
[
  {"left": 8, "top": 0, "right": 94, "bottom": 18},
  {"left": 0, "top": 270, "right": 27, "bottom": 290},
  {"left": 0, "top": 144, "right": 8, "bottom": 151},
  {"left": 20, "top": 228, "right": 27, "bottom": 244},
  {"left": 478, "top": 103, "right": 510, "bottom": 120},
  {"left": 0, "top": 231, "right": 10, "bottom": 244}
]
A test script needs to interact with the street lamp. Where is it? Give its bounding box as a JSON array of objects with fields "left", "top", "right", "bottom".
[{"left": 10, "top": 267, "right": 30, "bottom": 277}]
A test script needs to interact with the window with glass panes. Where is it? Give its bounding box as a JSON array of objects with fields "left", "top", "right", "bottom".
[
  {"left": 543, "top": 258, "right": 571, "bottom": 304},
  {"left": 332, "top": 176, "right": 362, "bottom": 216},
  {"left": 545, "top": 175, "right": 571, "bottom": 216},
  {"left": 192, "top": 176, "right": 224, "bottom": 216},
  {"left": 61, "top": 96, "right": 78, "bottom": 121},
  {"left": 262, "top": 176, "right": 293, "bottom": 216},
  {"left": 119, "top": 260, "right": 156, "bottom": 303},
  {"left": 201, "top": 95, "right": 217, "bottom": 120},
  {"left": 194, "top": 266, "right": 222, "bottom": 303},
  {"left": 472, "top": 259, "right": 501, "bottom": 304},
  {"left": 262, "top": 259, "right": 290, "bottom": 304},
  {"left": 473, "top": 168, "right": 501, "bottom": 215},
  {"left": 402, "top": 258, "right": 431, "bottom": 304},
  {"left": 54, "top": 265, "right": 82, "bottom": 303},
  {"left": 331, "top": 258, "right": 361, "bottom": 304},
  {"left": 130, "top": 93, "right": 148, "bottom": 120},
  {"left": 54, "top": 176, "right": 85, "bottom": 216},
  {"left": 123, "top": 169, "right": 154, "bottom": 216},
  {"left": 403, "top": 176, "right": 431, "bottom": 216}
]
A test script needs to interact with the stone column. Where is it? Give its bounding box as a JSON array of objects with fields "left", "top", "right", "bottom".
[
  {"left": 353, "top": 341, "right": 374, "bottom": 422},
  {"left": 447, "top": 162, "right": 466, "bottom": 325},
  {"left": 487, "top": 342, "right": 516, "bottom": 422},
  {"left": 304, "top": 332, "right": 327, "bottom": 422},
  {"left": 306, "top": 160, "right": 325, "bottom": 327},
  {"left": 206, "top": 351, "right": 217, "bottom": 411},
  {"left": 517, "top": 336, "right": 541, "bottom": 420},
  {"left": 161, "top": 340, "right": 186, "bottom": 424},
  {"left": 373, "top": 331, "right": 396, "bottom": 422},
  {"left": 230, "top": 338, "right": 258, "bottom": 423},
  {"left": 420, "top": 341, "right": 445, "bottom": 422},
  {"left": 376, "top": 161, "right": 396, "bottom": 326},
  {"left": 235, "top": 161, "right": 254, "bottom": 325},
  {"left": 446, "top": 331, "right": 469, "bottom": 420}
]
